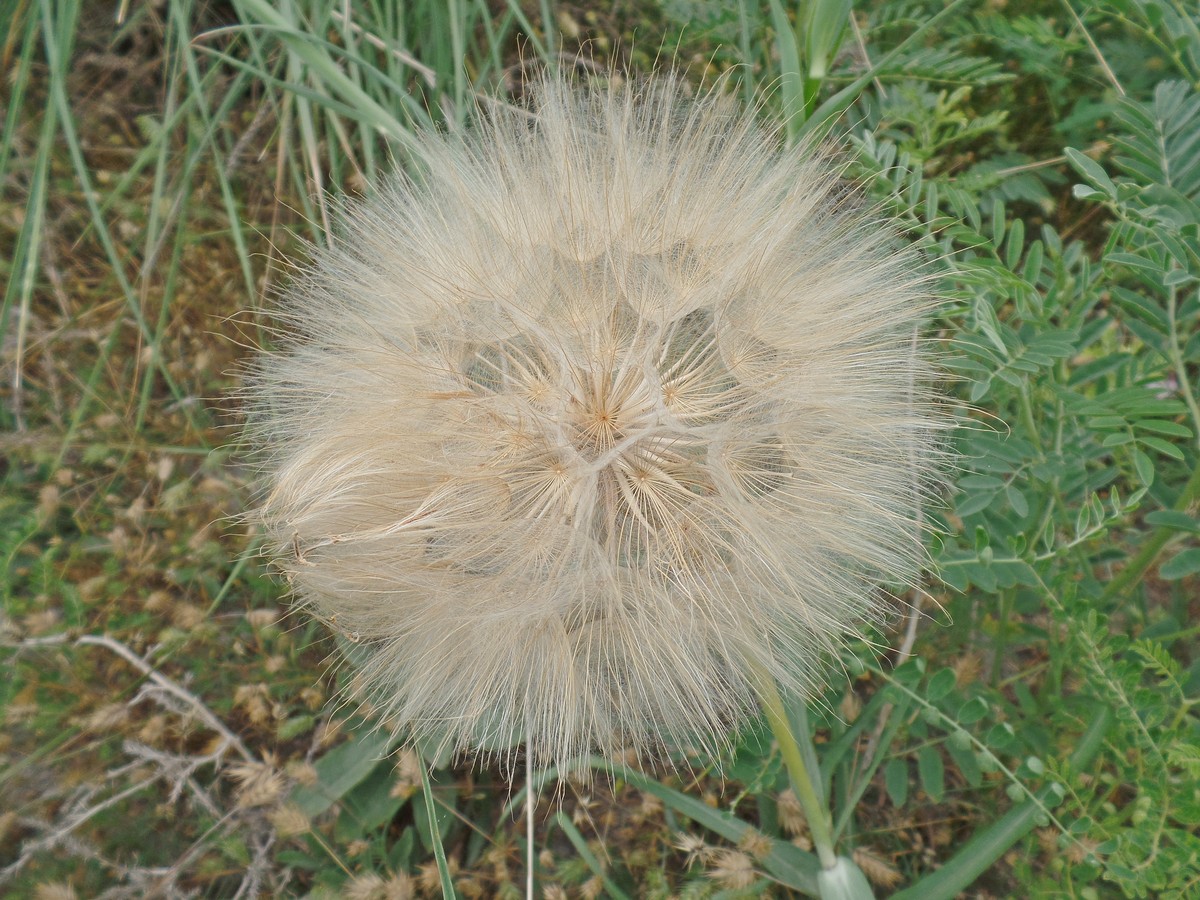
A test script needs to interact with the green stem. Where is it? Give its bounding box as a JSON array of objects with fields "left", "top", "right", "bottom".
[
  {"left": 890, "top": 704, "right": 1112, "bottom": 900},
  {"left": 1166, "top": 286, "right": 1200, "bottom": 444},
  {"left": 1101, "top": 452, "right": 1200, "bottom": 602},
  {"left": 418, "top": 765, "right": 459, "bottom": 899},
  {"left": 553, "top": 811, "right": 632, "bottom": 900},
  {"left": 748, "top": 660, "right": 838, "bottom": 870}
]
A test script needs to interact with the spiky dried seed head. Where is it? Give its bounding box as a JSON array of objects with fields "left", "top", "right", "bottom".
[
  {"left": 852, "top": 846, "right": 903, "bottom": 889},
  {"left": 708, "top": 848, "right": 756, "bottom": 889},
  {"left": 777, "top": 788, "right": 809, "bottom": 837},
  {"left": 246, "top": 74, "right": 944, "bottom": 772},
  {"left": 33, "top": 885, "right": 78, "bottom": 900},
  {"left": 342, "top": 873, "right": 415, "bottom": 900},
  {"left": 738, "top": 827, "right": 775, "bottom": 862},
  {"left": 228, "top": 756, "right": 286, "bottom": 809},
  {"left": 269, "top": 803, "right": 312, "bottom": 838},
  {"left": 675, "top": 831, "right": 713, "bottom": 867}
]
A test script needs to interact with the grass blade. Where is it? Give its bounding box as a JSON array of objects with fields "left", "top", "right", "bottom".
[
  {"left": 766, "top": 0, "right": 804, "bottom": 144},
  {"left": 552, "top": 810, "right": 632, "bottom": 900},
  {"left": 419, "top": 764, "right": 459, "bottom": 899}
]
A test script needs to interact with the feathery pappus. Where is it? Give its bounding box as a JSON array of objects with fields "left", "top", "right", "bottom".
[{"left": 244, "top": 74, "right": 945, "bottom": 770}]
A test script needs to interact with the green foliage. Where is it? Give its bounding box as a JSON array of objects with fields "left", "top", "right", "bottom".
[{"left": 835, "top": 4, "right": 1199, "bottom": 896}]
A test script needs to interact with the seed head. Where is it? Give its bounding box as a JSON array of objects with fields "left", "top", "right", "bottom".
[{"left": 245, "top": 75, "right": 943, "bottom": 770}]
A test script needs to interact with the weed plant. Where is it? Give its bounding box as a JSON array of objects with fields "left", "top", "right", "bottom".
[{"left": 1, "top": 0, "right": 1198, "bottom": 897}]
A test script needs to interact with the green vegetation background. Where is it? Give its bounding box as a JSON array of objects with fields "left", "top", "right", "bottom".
[{"left": 1, "top": 0, "right": 1198, "bottom": 897}]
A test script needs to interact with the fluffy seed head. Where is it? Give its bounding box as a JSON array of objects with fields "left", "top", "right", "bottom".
[{"left": 245, "top": 75, "right": 943, "bottom": 770}]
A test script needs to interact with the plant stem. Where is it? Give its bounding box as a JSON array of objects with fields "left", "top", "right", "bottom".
[
  {"left": 889, "top": 704, "right": 1113, "bottom": 900},
  {"left": 1166, "top": 285, "right": 1200, "bottom": 445},
  {"left": 1101, "top": 450, "right": 1200, "bottom": 602},
  {"left": 526, "top": 749, "right": 534, "bottom": 900},
  {"left": 748, "top": 660, "right": 838, "bottom": 870},
  {"left": 419, "top": 765, "right": 458, "bottom": 899}
]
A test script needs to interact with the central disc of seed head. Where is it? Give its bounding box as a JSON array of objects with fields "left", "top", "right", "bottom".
[
  {"left": 568, "top": 364, "right": 655, "bottom": 459},
  {"left": 460, "top": 300, "right": 734, "bottom": 571}
]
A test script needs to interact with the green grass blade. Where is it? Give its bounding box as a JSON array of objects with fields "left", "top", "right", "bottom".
[
  {"left": 831, "top": 692, "right": 912, "bottom": 842},
  {"left": 0, "top": 6, "right": 38, "bottom": 191},
  {"left": 553, "top": 810, "right": 632, "bottom": 900},
  {"left": 612, "top": 763, "right": 822, "bottom": 894},
  {"left": 890, "top": 706, "right": 1113, "bottom": 900},
  {"left": 767, "top": 0, "right": 805, "bottom": 144},
  {"left": 501, "top": 0, "right": 549, "bottom": 64},
  {"left": 231, "top": 0, "right": 421, "bottom": 152},
  {"left": 802, "top": 0, "right": 852, "bottom": 116},
  {"left": 448, "top": 0, "right": 466, "bottom": 126},
  {"left": 796, "top": 0, "right": 972, "bottom": 144},
  {"left": 419, "top": 764, "right": 459, "bottom": 899},
  {"left": 737, "top": 0, "right": 758, "bottom": 106},
  {"left": 36, "top": 0, "right": 200, "bottom": 440},
  {"left": 2, "top": 17, "right": 55, "bottom": 431},
  {"left": 803, "top": 0, "right": 851, "bottom": 81}
]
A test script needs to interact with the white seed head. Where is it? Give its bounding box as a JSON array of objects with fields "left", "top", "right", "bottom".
[{"left": 245, "top": 75, "right": 944, "bottom": 771}]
